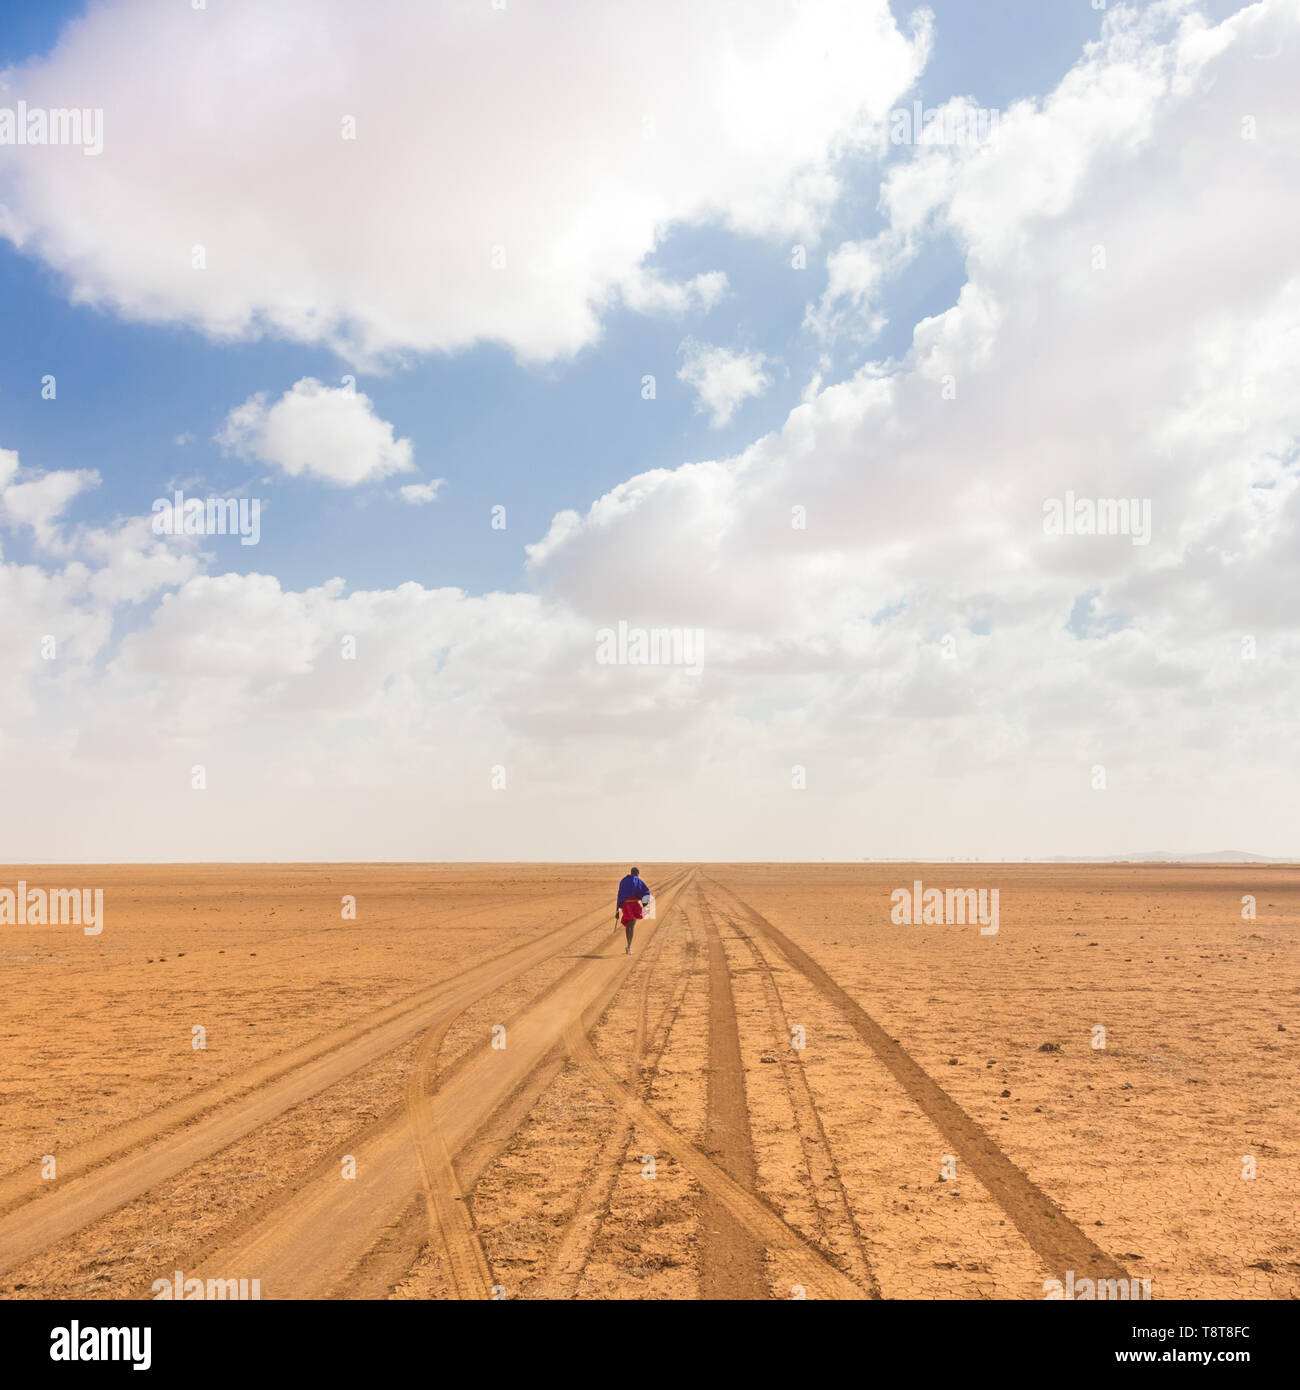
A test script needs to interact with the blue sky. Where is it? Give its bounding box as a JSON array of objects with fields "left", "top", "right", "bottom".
[
  {"left": 1, "top": 0, "right": 1294, "bottom": 861},
  {"left": 2, "top": 0, "right": 1120, "bottom": 598}
]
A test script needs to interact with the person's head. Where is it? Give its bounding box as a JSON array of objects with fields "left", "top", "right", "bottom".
[{"left": 630, "top": 867, "right": 639, "bottom": 876}]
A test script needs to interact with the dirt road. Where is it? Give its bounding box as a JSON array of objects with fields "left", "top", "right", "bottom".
[{"left": 0, "top": 863, "right": 1294, "bottom": 1299}]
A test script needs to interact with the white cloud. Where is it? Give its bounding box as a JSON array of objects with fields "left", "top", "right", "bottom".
[
  {"left": 397, "top": 479, "right": 446, "bottom": 506},
  {"left": 0, "top": 0, "right": 927, "bottom": 366},
  {"left": 677, "top": 339, "right": 772, "bottom": 427},
  {"left": 217, "top": 377, "right": 414, "bottom": 486},
  {"left": 3, "top": 1, "right": 1300, "bottom": 861},
  {"left": 619, "top": 269, "right": 730, "bottom": 318},
  {"left": 521, "top": 0, "right": 1300, "bottom": 850},
  {"left": 1, "top": 456, "right": 101, "bottom": 551},
  {"left": 804, "top": 230, "right": 914, "bottom": 343},
  {"left": 0, "top": 450, "right": 200, "bottom": 734}
]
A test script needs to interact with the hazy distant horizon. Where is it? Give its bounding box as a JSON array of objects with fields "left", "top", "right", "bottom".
[{"left": 2, "top": 852, "right": 1294, "bottom": 868}]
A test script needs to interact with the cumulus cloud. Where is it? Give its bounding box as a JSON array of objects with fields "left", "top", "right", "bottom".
[
  {"left": 0, "top": 450, "right": 101, "bottom": 551},
  {"left": 522, "top": 0, "right": 1300, "bottom": 849},
  {"left": 3, "top": 0, "right": 1299, "bottom": 861},
  {"left": 397, "top": 479, "right": 446, "bottom": 506},
  {"left": 620, "top": 269, "right": 730, "bottom": 318},
  {"left": 677, "top": 339, "right": 772, "bottom": 427},
  {"left": 0, "top": 449, "right": 200, "bottom": 736},
  {"left": 804, "top": 232, "right": 912, "bottom": 343},
  {"left": 216, "top": 377, "right": 414, "bottom": 486},
  {"left": 0, "top": 0, "right": 927, "bottom": 366}
]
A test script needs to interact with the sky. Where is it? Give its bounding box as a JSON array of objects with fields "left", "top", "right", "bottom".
[{"left": 0, "top": 0, "right": 1296, "bottom": 861}]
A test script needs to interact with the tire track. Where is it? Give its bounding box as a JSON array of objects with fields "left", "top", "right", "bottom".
[
  {"left": 175, "top": 891, "right": 665, "bottom": 1305},
  {"left": 702, "top": 876, "right": 1131, "bottom": 1286},
  {"left": 534, "top": 899, "right": 696, "bottom": 1298},
  {"left": 404, "top": 1019, "right": 494, "bottom": 1300},
  {"left": 396, "top": 870, "right": 692, "bottom": 1300},
  {"left": 0, "top": 880, "right": 611, "bottom": 1206},
  {"left": 561, "top": 1021, "right": 866, "bottom": 1300},
  {"left": 695, "top": 888, "right": 767, "bottom": 1299},
  {"left": 359, "top": 1039, "right": 571, "bottom": 1299},
  {"left": 0, "top": 878, "right": 684, "bottom": 1282},
  {"left": 152, "top": 873, "right": 692, "bottom": 1300},
  {"left": 704, "top": 885, "right": 881, "bottom": 1297},
  {"left": 177, "top": 874, "right": 696, "bottom": 1297}
]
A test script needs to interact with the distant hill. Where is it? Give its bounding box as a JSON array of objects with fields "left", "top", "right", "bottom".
[
  {"left": 1047, "top": 851, "right": 1296, "bottom": 864},
  {"left": 860, "top": 852, "right": 1299, "bottom": 863}
]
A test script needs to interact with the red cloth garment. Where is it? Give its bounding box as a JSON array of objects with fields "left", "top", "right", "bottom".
[{"left": 620, "top": 897, "right": 644, "bottom": 925}]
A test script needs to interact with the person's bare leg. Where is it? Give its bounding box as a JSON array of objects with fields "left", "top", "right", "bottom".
[{"left": 624, "top": 922, "right": 634, "bottom": 954}]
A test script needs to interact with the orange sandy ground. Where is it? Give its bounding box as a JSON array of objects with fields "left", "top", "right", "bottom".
[{"left": 0, "top": 863, "right": 1294, "bottom": 1300}]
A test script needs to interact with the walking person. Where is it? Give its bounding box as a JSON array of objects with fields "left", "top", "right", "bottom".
[{"left": 615, "top": 866, "right": 650, "bottom": 955}]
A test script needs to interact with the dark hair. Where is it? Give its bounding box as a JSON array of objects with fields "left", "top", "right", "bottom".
[{"left": 630, "top": 867, "right": 639, "bottom": 876}]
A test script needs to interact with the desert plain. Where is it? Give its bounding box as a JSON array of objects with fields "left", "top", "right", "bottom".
[{"left": 0, "top": 862, "right": 1294, "bottom": 1300}]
